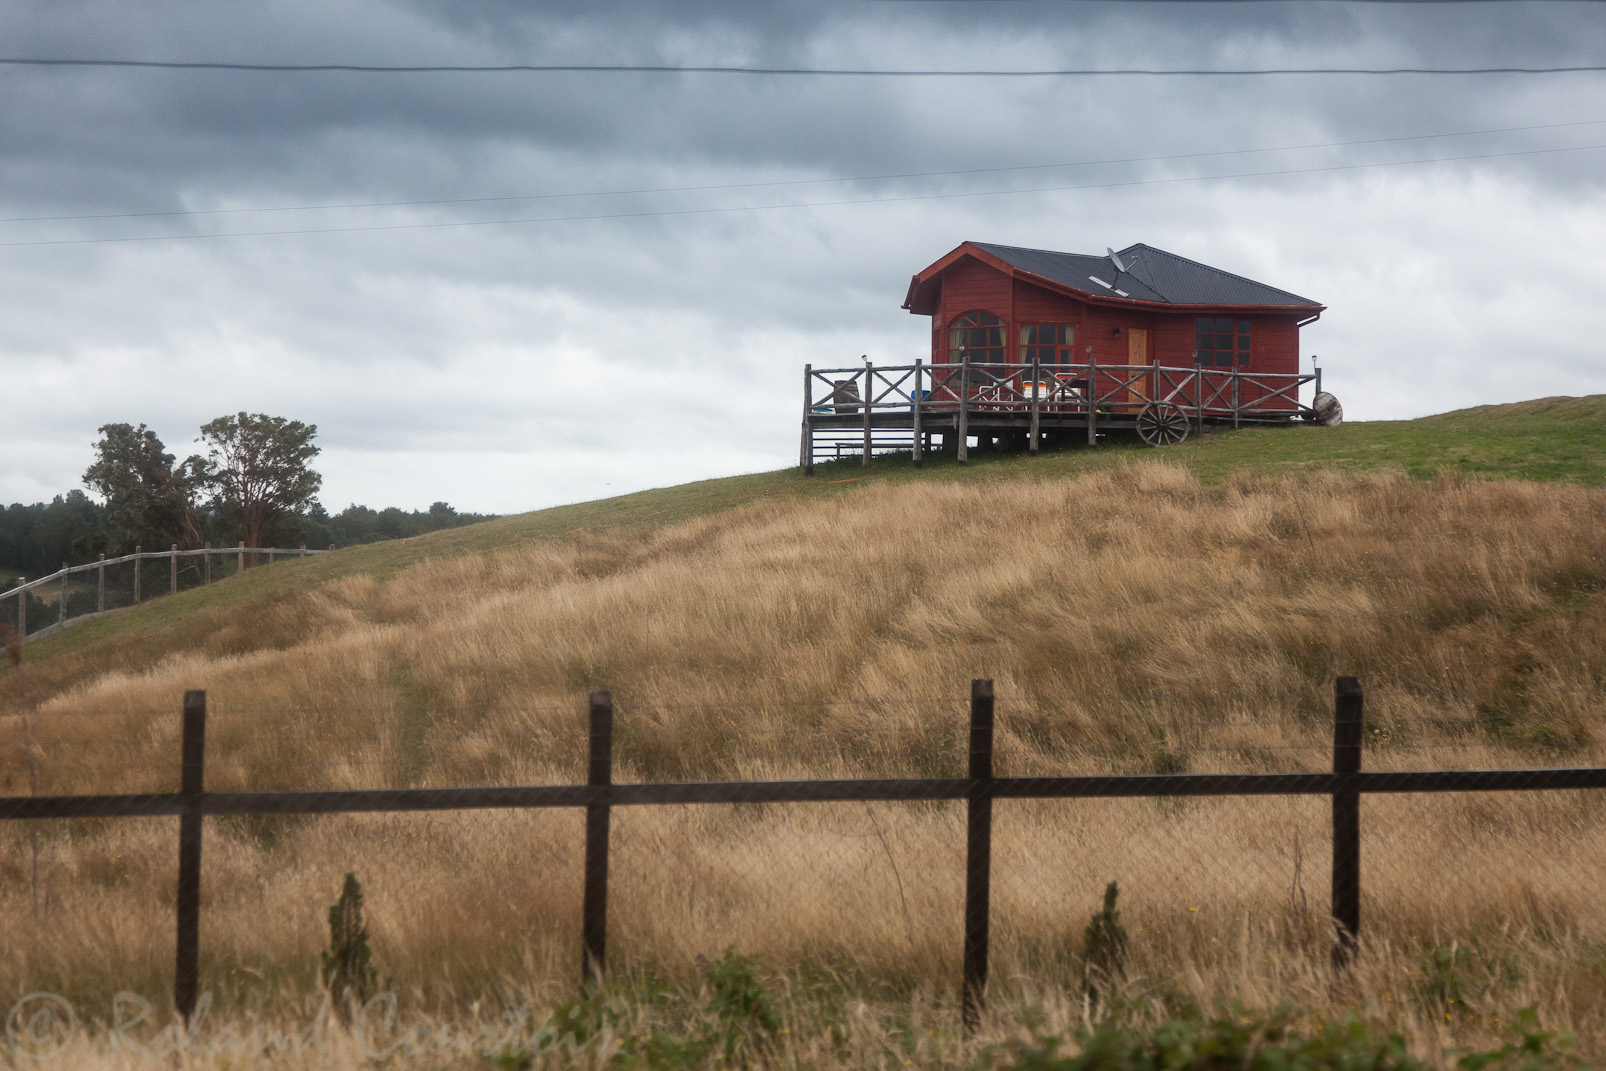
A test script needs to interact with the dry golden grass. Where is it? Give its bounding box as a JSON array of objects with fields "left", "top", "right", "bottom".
[{"left": 2, "top": 463, "right": 1604, "bottom": 1067}]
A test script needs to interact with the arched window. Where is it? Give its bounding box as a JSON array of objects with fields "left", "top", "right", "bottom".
[{"left": 947, "top": 311, "right": 1005, "bottom": 365}]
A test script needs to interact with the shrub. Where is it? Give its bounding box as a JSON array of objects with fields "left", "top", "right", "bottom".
[
  {"left": 320, "top": 872, "right": 376, "bottom": 1012},
  {"left": 1083, "top": 881, "right": 1128, "bottom": 1001}
]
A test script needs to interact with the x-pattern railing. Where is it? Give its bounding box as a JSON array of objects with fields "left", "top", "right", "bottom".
[{"left": 805, "top": 362, "right": 1316, "bottom": 418}]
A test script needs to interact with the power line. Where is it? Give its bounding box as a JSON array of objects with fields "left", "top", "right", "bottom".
[
  {"left": 3, "top": 116, "right": 1603, "bottom": 226},
  {"left": 3, "top": 57, "right": 1606, "bottom": 76},
  {"left": 886, "top": 0, "right": 1606, "bottom": 4},
  {"left": 2, "top": 139, "right": 1601, "bottom": 250}
]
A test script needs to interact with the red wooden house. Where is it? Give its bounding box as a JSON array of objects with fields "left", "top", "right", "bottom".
[
  {"left": 800, "top": 241, "right": 1328, "bottom": 470},
  {"left": 902, "top": 240, "right": 1324, "bottom": 381}
]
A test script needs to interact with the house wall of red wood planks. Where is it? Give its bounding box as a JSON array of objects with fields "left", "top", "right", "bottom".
[{"left": 921, "top": 254, "right": 1307, "bottom": 408}]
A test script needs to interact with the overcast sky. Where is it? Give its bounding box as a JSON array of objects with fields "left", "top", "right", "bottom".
[{"left": 3, "top": 0, "right": 1605, "bottom": 515}]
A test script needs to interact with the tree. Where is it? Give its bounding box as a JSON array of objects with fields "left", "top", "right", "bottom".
[
  {"left": 81, "top": 423, "right": 196, "bottom": 552},
  {"left": 190, "top": 413, "right": 322, "bottom": 550}
]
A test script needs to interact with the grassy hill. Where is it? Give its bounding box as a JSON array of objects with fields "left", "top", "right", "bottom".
[
  {"left": 6, "top": 394, "right": 1603, "bottom": 702},
  {"left": 1, "top": 395, "right": 1604, "bottom": 1066}
]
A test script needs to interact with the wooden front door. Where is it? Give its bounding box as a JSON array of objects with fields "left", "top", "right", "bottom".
[{"left": 1125, "top": 328, "right": 1150, "bottom": 407}]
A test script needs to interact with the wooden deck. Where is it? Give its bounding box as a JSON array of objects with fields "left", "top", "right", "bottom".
[{"left": 800, "top": 359, "right": 1324, "bottom": 472}]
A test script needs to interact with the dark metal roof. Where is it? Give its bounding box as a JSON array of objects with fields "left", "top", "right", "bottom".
[{"left": 969, "top": 241, "right": 1321, "bottom": 308}]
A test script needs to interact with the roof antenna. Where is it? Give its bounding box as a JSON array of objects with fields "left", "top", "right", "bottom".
[{"left": 1107, "top": 247, "right": 1129, "bottom": 276}]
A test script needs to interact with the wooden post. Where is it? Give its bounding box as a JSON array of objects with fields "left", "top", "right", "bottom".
[
  {"left": 174, "top": 689, "right": 207, "bottom": 1022},
  {"left": 133, "top": 546, "right": 141, "bottom": 605},
  {"left": 203, "top": 543, "right": 211, "bottom": 586},
  {"left": 59, "top": 564, "right": 68, "bottom": 627},
  {"left": 170, "top": 544, "right": 178, "bottom": 595},
  {"left": 1232, "top": 371, "right": 1241, "bottom": 429},
  {"left": 957, "top": 353, "right": 970, "bottom": 466},
  {"left": 582, "top": 690, "right": 614, "bottom": 990},
  {"left": 1028, "top": 354, "right": 1041, "bottom": 455},
  {"left": 329, "top": 544, "right": 335, "bottom": 552},
  {"left": 912, "top": 360, "right": 924, "bottom": 469},
  {"left": 268, "top": 549, "right": 276, "bottom": 565},
  {"left": 961, "top": 679, "right": 995, "bottom": 1033},
  {"left": 800, "top": 363, "right": 814, "bottom": 475},
  {"left": 861, "top": 363, "right": 874, "bottom": 468},
  {"left": 97, "top": 554, "right": 105, "bottom": 613},
  {"left": 1086, "top": 359, "right": 1098, "bottom": 447},
  {"left": 1315, "top": 366, "right": 1322, "bottom": 401},
  {"left": 237, "top": 542, "right": 245, "bottom": 574},
  {"left": 1330, "top": 676, "right": 1363, "bottom": 972},
  {"left": 17, "top": 577, "right": 25, "bottom": 637},
  {"left": 1195, "top": 363, "right": 1204, "bottom": 430},
  {"left": 299, "top": 544, "right": 306, "bottom": 558}
]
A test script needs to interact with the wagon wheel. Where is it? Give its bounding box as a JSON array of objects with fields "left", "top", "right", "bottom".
[
  {"left": 1311, "top": 391, "right": 1344, "bottom": 427},
  {"left": 1136, "top": 401, "right": 1190, "bottom": 447}
]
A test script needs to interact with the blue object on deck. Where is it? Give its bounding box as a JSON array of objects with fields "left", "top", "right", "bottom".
[{"left": 908, "top": 389, "right": 932, "bottom": 411}]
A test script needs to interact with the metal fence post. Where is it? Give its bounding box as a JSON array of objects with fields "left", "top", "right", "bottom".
[
  {"left": 962, "top": 678, "right": 995, "bottom": 1032},
  {"left": 582, "top": 689, "right": 614, "bottom": 990},
  {"left": 1330, "top": 676, "right": 1363, "bottom": 971},
  {"left": 175, "top": 689, "right": 207, "bottom": 1021}
]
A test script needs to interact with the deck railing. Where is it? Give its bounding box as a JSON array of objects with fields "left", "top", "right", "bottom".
[
  {"left": 801, "top": 359, "right": 1322, "bottom": 470},
  {"left": 806, "top": 360, "right": 1319, "bottom": 419},
  {"left": 3, "top": 543, "right": 332, "bottom": 645}
]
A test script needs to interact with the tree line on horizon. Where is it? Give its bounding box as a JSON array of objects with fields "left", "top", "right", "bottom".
[{"left": 1, "top": 416, "right": 495, "bottom": 582}]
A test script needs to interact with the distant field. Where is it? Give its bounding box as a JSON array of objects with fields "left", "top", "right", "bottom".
[{"left": 2, "top": 396, "right": 1604, "bottom": 1068}]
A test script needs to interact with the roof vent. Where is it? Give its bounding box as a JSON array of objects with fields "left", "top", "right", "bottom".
[{"left": 1088, "top": 275, "right": 1114, "bottom": 289}]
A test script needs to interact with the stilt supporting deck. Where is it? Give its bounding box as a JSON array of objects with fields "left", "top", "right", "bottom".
[
  {"left": 912, "top": 360, "right": 924, "bottom": 469},
  {"left": 862, "top": 361, "right": 873, "bottom": 468},
  {"left": 800, "top": 362, "right": 814, "bottom": 476},
  {"left": 1028, "top": 354, "right": 1041, "bottom": 455},
  {"left": 1086, "top": 358, "right": 1097, "bottom": 447},
  {"left": 957, "top": 354, "right": 970, "bottom": 466}
]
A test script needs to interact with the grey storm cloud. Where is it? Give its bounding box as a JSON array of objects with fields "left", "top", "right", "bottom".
[{"left": 2, "top": 0, "right": 1605, "bottom": 512}]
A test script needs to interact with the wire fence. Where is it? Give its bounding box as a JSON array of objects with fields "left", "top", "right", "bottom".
[
  {"left": 1, "top": 544, "right": 332, "bottom": 644},
  {"left": 1, "top": 678, "right": 1604, "bottom": 1034}
]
